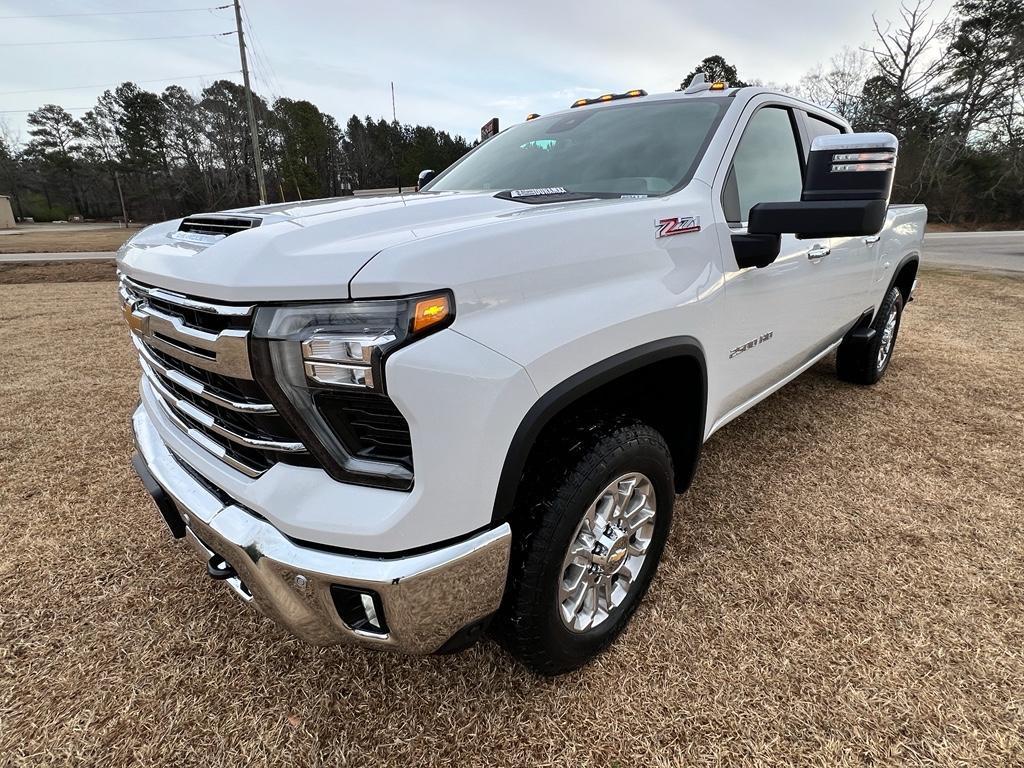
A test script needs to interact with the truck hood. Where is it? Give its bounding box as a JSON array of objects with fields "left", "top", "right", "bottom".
[{"left": 116, "top": 191, "right": 528, "bottom": 302}]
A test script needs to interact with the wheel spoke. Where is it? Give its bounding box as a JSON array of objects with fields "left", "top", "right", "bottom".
[
  {"left": 570, "top": 580, "right": 590, "bottom": 613},
  {"left": 579, "top": 584, "right": 599, "bottom": 630},
  {"left": 627, "top": 537, "right": 650, "bottom": 555},
  {"left": 568, "top": 539, "right": 592, "bottom": 561},
  {"left": 614, "top": 477, "right": 637, "bottom": 519},
  {"left": 600, "top": 577, "right": 615, "bottom": 610},
  {"left": 560, "top": 565, "right": 587, "bottom": 599},
  {"left": 625, "top": 508, "right": 655, "bottom": 534}
]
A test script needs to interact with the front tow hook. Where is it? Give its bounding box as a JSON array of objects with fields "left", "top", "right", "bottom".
[{"left": 207, "top": 554, "right": 238, "bottom": 581}]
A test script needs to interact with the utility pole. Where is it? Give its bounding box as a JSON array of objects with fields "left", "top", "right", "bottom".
[
  {"left": 391, "top": 81, "right": 402, "bottom": 193},
  {"left": 113, "top": 170, "right": 129, "bottom": 228},
  {"left": 233, "top": 0, "right": 267, "bottom": 204}
]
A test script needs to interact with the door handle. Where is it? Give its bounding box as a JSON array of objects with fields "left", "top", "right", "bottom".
[
  {"left": 863, "top": 235, "right": 881, "bottom": 244},
  {"left": 807, "top": 244, "right": 831, "bottom": 260}
]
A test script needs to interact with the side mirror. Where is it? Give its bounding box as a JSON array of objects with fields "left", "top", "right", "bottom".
[
  {"left": 748, "top": 132, "right": 897, "bottom": 240},
  {"left": 416, "top": 169, "right": 436, "bottom": 192},
  {"left": 732, "top": 233, "right": 782, "bottom": 270}
]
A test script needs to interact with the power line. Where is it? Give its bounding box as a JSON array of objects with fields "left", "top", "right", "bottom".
[
  {"left": 0, "top": 31, "right": 235, "bottom": 47},
  {"left": 242, "top": 14, "right": 283, "bottom": 101},
  {"left": 242, "top": 13, "right": 284, "bottom": 97},
  {"left": 0, "top": 71, "right": 240, "bottom": 97},
  {"left": 0, "top": 5, "right": 231, "bottom": 20}
]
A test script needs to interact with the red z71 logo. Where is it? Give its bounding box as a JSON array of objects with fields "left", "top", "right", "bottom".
[{"left": 655, "top": 215, "right": 701, "bottom": 238}]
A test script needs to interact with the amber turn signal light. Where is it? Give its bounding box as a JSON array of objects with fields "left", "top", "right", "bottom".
[{"left": 411, "top": 294, "right": 452, "bottom": 334}]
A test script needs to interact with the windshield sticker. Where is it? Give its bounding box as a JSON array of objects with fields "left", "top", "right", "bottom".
[
  {"left": 655, "top": 215, "right": 701, "bottom": 238},
  {"left": 509, "top": 187, "right": 567, "bottom": 198}
]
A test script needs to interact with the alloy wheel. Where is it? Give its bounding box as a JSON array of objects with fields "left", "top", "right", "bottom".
[{"left": 557, "top": 473, "right": 657, "bottom": 633}]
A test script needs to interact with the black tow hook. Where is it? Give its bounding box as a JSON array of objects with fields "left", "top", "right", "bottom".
[{"left": 207, "top": 554, "right": 238, "bottom": 581}]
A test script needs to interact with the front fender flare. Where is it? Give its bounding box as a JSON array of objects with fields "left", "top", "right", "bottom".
[{"left": 490, "top": 336, "right": 707, "bottom": 524}]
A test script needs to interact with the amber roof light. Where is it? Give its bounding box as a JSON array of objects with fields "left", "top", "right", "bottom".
[{"left": 570, "top": 89, "right": 648, "bottom": 108}]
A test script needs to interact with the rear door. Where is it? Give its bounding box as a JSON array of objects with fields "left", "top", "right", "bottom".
[{"left": 709, "top": 100, "right": 844, "bottom": 426}]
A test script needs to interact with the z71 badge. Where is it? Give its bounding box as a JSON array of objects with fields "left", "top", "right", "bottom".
[{"left": 655, "top": 215, "right": 701, "bottom": 238}]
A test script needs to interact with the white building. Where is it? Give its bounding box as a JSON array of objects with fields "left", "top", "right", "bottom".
[{"left": 0, "top": 195, "right": 14, "bottom": 229}]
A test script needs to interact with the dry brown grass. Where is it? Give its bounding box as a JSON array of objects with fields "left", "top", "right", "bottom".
[
  {"left": 1, "top": 268, "right": 1022, "bottom": 767},
  {"left": 0, "top": 260, "right": 116, "bottom": 285},
  {"left": 0, "top": 227, "right": 138, "bottom": 255}
]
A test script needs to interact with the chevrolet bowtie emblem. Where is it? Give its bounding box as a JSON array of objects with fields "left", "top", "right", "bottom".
[{"left": 122, "top": 302, "right": 150, "bottom": 335}]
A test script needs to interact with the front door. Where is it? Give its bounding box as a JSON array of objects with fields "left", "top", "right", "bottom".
[{"left": 708, "top": 101, "right": 844, "bottom": 428}]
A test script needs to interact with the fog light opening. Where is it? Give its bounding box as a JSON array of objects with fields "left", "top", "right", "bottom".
[
  {"left": 360, "top": 593, "right": 381, "bottom": 629},
  {"left": 331, "top": 585, "right": 389, "bottom": 636}
]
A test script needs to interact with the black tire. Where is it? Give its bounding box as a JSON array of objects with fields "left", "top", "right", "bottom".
[
  {"left": 491, "top": 415, "right": 674, "bottom": 675},
  {"left": 837, "top": 286, "right": 904, "bottom": 385}
]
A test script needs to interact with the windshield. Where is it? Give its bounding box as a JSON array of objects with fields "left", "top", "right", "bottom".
[{"left": 428, "top": 98, "right": 728, "bottom": 197}]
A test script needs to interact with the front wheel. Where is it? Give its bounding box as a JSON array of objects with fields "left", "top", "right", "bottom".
[
  {"left": 491, "top": 417, "right": 674, "bottom": 675},
  {"left": 837, "top": 286, "right": 904, "bottom": 385}
]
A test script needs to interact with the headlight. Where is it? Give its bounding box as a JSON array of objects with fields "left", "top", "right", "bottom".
[{"left": 250, "top": 292, "right": 453, "bottom": 490}]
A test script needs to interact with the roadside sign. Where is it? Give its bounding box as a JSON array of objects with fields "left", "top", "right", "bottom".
[{"left": 481, "top": 118, "right": 499, "bottom": 142}]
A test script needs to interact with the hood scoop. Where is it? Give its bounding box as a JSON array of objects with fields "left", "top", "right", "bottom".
[{"left": 172, "top": 214, "right": 261, "bottom": 244}]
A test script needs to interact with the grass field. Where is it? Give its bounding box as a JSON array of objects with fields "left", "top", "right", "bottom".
[
  {"left": 0, "top": 226, "right": 139, "bottom": 255},
  {"left": 0, "top": 259, "right": 116, "bottom": 284},
  {"left": 1, "top": 268, "right": 1022, "bottom": 766}
]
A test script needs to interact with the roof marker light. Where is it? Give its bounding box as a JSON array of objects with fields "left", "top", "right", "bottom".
[
  {"left": 526, "top": 113, "right": 541, "bottom": 120},
  {"left": 569, "top": 89, "right": 648, "bottom": 108}
]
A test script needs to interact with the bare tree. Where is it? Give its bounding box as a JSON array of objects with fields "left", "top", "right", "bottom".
[
  {"left": 796, "top": 47, "right": 873, "bottom": 124},
  {"left": 866, "top": 0, "right": 949, "bottom": 125}
]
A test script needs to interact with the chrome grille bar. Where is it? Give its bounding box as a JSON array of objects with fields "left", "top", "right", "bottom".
[
  {"left": 121, "top": 274, "right": 253, "bottom": 316},
  {"left": 146, "top": 383, "right": 264, "bottom": 479},
  {"left": 141, "top": 360, "right": 304, "bottom": 454},
  {"left": 132, "top": 335, "right": 274, "bottom": 415},
  {"left": 123, "top": 300, "right": 253, "bottom": 380}
]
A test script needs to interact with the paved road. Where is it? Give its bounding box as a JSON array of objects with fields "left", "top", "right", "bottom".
[
  {"left": 921, "top": 230, "right": 1024, "bottom": 274},
  {"left": 0, "top": 223, "right": 127, "bottom": 236},
  {"left": 2, "top": 230, "right": 1023, "bottom": 272},
  {"left": 0, "top": 251, "right": 114, "bottom": 262}
]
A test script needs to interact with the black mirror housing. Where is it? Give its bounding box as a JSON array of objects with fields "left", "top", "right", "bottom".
[
  {"left": 749, "top": 199, "right": 889, "bottom": 238},
  {"left": 748, "top": 132, "right": 897, "bottom": 239},
  {"left": 417, "top": 169, "right": 437, "bottom": 191},
  {"left": 731, "top": 233, "right": 781, "bottom": 269}
]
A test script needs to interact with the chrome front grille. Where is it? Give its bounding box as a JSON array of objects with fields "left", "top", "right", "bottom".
[{"left": 121, "top": 275, "right": 309, "bottom": 478}]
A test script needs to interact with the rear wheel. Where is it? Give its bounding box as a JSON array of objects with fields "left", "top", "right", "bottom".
[
  {"left": 837, "top": 286, "right": 904, "bottom": 385},
  {"left": 492, "top": 416, "right": 674, "bottom": 675}
]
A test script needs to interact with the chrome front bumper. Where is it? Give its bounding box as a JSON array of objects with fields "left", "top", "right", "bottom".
[{"left": 131, "top": 405, "right": 511, "bottom": 654}]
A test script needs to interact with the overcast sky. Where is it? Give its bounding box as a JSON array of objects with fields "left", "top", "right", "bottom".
[{"left": 0, "top": 0, "right": 955, "bottom": 143}]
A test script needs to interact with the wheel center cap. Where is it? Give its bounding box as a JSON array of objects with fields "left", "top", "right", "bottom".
[{"left": 593, "top": 526, "right": 630, "bottom": 574}]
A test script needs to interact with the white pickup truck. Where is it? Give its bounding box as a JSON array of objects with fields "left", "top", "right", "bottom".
[{"left": 120, "top": 76, "right": 926, "bottom": 674}]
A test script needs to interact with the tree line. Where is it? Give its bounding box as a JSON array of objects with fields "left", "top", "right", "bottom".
[
  {"left": 690, "top": 0, "right": 1022, "bottom": 225},
  {"left": 1, "top": 0, "right": 1020, "bottom": 226},
  {"left": 0, "top": 80, "right": 471, "bottom": 223}
]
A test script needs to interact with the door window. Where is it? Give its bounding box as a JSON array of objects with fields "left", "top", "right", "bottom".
[
  {"left": 805, "top": 114, "right": 843, "bottom": 144},
  {"left": 722, "top": 107, "right": 803, "bottom": 225}
]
